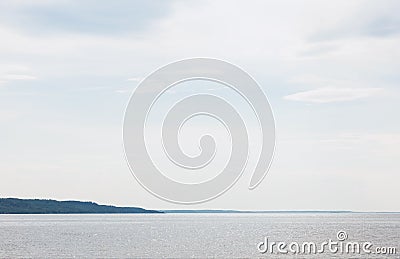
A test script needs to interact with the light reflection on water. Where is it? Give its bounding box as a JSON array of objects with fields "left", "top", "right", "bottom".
[{"left": 0, "top": 213, "right": 398, "bottom": 258}]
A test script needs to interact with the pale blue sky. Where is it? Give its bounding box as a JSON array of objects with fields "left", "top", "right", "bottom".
[{"left": 0, "top": 0, "right": 399, "bottom": 211}]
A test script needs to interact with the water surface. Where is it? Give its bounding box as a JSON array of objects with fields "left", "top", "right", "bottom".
[{"left": 0, "top": 213, "right": 398, "bottom": 258}]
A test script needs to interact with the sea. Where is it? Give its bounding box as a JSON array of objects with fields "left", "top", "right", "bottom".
[{"left": 0, "top": 213, "right": 399, "bottom": 258}]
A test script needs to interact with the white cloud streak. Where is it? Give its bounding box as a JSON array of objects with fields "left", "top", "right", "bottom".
[
  {"left": 284, "top": 87, "right": 383, "bottom": 103},
  {"left": 126, "top": 77, "right": 143, "bottom": 82},
  {"left": 1, "top": 74, "right": 36, "bottom": 80}
]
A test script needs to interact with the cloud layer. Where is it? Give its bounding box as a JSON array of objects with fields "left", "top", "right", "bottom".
[{"left": 0, "top": 0, "right": 399, "bottom": 211}]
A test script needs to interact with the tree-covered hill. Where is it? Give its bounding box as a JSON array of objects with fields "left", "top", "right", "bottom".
[{"left": 0, "top": 198, "right": 161, "bottom": 214}]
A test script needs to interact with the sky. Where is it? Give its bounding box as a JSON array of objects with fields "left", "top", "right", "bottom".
[{"left": 0, "top": 0, "right": 399, "bottom": 211}]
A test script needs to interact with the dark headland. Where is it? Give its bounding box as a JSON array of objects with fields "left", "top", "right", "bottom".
[{"left": 0, "top": 198, "right": 161, "bottom": 214}]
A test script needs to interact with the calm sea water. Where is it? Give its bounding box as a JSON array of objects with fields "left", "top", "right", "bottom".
[{"left": 0, "top": 213, "right": 399, "bottom": 258}]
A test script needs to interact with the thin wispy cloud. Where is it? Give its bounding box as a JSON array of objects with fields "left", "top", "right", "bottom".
[
  {"left": 319, "top": 132, "right": 400, "bottom": 146},
  {"left": 0, "top": 73, "right": 36, "bottom": 85},
  {"left": 284, "top": 87, "right": 383, "bottom": 103},
  {"left": 1, "top": 74, "right": 36, "bottom": 80},
  {"left": 0, "top": 64, "right": 36, "bottom": 84},
  {"left": 127, "top": 77, "right": 143, "bottom": 82}
]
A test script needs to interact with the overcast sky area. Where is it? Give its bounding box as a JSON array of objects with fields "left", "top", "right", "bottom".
[{"left": 1, "top": 0, "right": 399, "bottom": 211}]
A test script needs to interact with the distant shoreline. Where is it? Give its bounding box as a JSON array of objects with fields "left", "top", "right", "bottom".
[
  {"left": 162, "top": 210, "right": 400, "bottom": 214},
  {"left": 1, "top": 198, "right": 399, "bottom": 214},
  {"left": 0, "top": 198, "right": 161, "bottom": 214}
]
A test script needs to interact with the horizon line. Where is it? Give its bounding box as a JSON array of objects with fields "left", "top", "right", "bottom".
[{"left": 1, "top": 197, "right": 399, "bottom": 214}]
